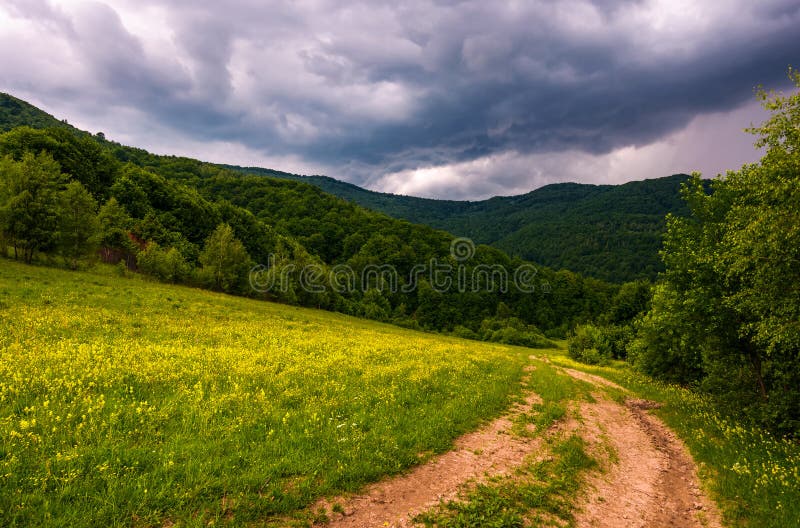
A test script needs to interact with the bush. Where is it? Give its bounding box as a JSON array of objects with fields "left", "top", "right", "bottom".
[
  {"left": 598, "top": 324, "right": 633, "bottom": 360},
  {"left": 489, "top": 327, "right": 555, "bottom": 348},
  {"left": 568, "top": 324, "right": 606, "bottom": 365},
  {"left": 452, "top": 325, "right": 478, "bottom": 340},
  {"left": 478, "top": 316, "right": 555, "bottom": 349},
  {"left": 544, "top": 324, "right": 568, "bottom": 340},
  {"left": 569, "top": 323, "right": 634, "bottom": 365},
  {"left": 137, "top": 242, "right": 191, "bottom": 283}
]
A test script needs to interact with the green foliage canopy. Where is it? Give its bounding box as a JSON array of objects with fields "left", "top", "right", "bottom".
[
  {"left": 58, "top": 180, "right": 99, "bottom": 269},
  {"left": 0, "top": 152, "right": 64, "bottom": 263},
  {"left": 199, "top": 223, "right": 253, "bottom": 294},
  {"left": 631, "top": 70, "right": 800, "bottom": 435}
]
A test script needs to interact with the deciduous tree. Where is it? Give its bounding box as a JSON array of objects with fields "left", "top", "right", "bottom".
[
  {"left": 632, "top": 70, "right": 800, "bottom": 434},
  {"left": 58, "top": 180, "right": 99, "bottom": 269},
  {"left": 199, "top": 223, "right": 252, "bottom": 293},
  {"left": 0, "top": 152, "right": 63, "bottom": 263}
]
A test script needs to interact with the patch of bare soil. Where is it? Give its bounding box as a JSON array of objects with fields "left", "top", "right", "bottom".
[
  {"left": 561, "top": 368, "right": 628, "bottom": 392},
  {"left": 314, "top": 391, "right": 545, "bottom": 527},
  {"left": 563, "top": 373, "right": 723, "bottom": 528}
]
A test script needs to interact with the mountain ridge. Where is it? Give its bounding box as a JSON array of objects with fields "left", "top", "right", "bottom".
[{"left": 226, "top": 164, "right": 691, "bottom": 281}]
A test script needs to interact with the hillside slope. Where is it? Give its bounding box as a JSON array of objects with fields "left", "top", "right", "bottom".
[
  {"left": 0, "top": 92, "right": 683, "bottom": 282},
  {"left": 0, "top": 92, "right": 79, "bottom": 132},
  {"left": 0, "top": 93, "right": 615, "bottom": 337},
  {"left": 226, "top": 170, "right": 691, "bottom": 282}
]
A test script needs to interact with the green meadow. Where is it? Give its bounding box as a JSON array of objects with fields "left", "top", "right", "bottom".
[
  {"left": 2, "top": 260, "right": 799, "bottom": 527},
  {"left": 0, "top": 260, "right": 529, "bottom": 526}
]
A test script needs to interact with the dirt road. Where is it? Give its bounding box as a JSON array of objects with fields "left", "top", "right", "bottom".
[{"left": 314, "top": 364, "right": 723, "bottom": 528}]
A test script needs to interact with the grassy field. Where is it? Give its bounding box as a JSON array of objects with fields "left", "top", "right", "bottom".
[
  {"left": 0, "top": 259, "right": 530, "bottom": 527},
  {"left": 3, "top": 259, "right": 799, "bottom": 528}
]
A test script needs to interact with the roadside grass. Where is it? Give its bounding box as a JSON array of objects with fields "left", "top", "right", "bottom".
[
  {"left": 544, "top": 351, "right": 800, "bottom": 528},
  {"left": 0, "top": 259, "right": 530, "bottom": 527},
  {"left": 511, "top": 360, "right": 594, "bottom": 436}
]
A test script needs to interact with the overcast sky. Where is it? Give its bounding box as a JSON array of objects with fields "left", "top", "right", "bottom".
[{"left": 1, "top": 0, "right": 798, "bottom": 199}]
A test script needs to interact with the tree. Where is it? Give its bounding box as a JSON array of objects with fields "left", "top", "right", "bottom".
[
  {"left": 600, "top": 279, "right": 651, "bottom": 326},
  {"left": 0, "top": 152, "right": 63, "bottom": 263},
  {"left": 0, "top": 157, "right": 13, "bottom": 256},
  {"left": 0, "top": 126, "right": 60, "bottom": 160},
  {"left": 198, "top": 223, "right": 252, "bottom": 293},
  {"left": 58, "top": 181, "right": 99, "bottom": 269},
  {"left": 110, "top": 172, "right": 150, "bottom": 218},
  {"left": 137, "top": 242, "right": 191, "bottom": 283},
  {"left": 97, "top": 197, "right": 136, "bottom": 266},
  {"left": 0, "top": 126, "right": 119, "bottom": 198},
  {"left": 361, "top": 288, "right": 391, "bottom": 321},
  {"left": 162, "top": 247, "right": 191, "bottom": 283},
  {"left": 627, "top": 281, "right": 705, "bottom": 383},
  {"left": 632, "top": 69, "right": 800, "bottom": 435}
]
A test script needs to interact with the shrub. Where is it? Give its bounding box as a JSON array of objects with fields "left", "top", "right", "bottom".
[
  {"left": 569, "top": 323, "right": 634, "bottom": 365},
  {"left": 568, "top": 324, "right": 605, "bottom": 365},
  {"left": 598, "top": 324, "right": 633, "bottom": 360},
  {"left": 452, "top": 325, "right": 478, "bottom": 340},
  {"left": 479, "top": 316, "right": 555, "bottom": 349},
  {"left": 137, "top": 242, "right": 191, "bottom": 283}
]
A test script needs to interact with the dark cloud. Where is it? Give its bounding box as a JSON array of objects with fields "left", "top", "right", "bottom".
[{"left": 1, "top": 0, "right": 798, "bottom": 198}]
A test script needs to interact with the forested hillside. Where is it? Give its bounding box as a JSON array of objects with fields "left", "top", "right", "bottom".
[
  {"left": 0, "top": 93, "right": 78, "bottom": 132},
  {"left": 0, "top": 93, "right": 622, "bottom": 341},
  {"left": 230, "top": 166, "right": 691, "bottom": 282},
  {"left": 1, "top": 92, "right": 688, "bottom": 284}
]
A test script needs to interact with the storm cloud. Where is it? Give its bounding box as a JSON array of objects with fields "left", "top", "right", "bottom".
[{"left": 1, "top": 0, "right": 798, "bottom": 198}]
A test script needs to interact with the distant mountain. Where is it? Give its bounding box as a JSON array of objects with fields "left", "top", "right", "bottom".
[{"left": 228, "top": 166, "right": 692, "bottom": 282}]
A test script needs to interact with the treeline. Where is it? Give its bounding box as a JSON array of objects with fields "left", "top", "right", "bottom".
[
  {"left": 569, "top": 72, "right": 800, "bottom": 437},
  {"left": 0, "top": 122, "right": 617, "bottom": 344}
]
